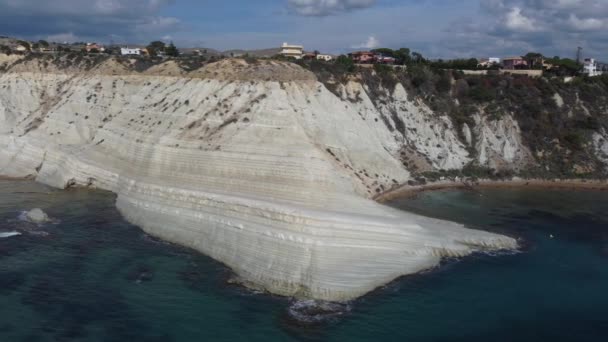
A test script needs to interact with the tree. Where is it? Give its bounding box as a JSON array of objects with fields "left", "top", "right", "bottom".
[
  {"left": 524, "top": 52, "right": 544, "bottom": 69},
  {"left": 0, "top": 45, "right": 11, "bottom": 55},
  {"left": 146, "top": 41, "right": 166, "bottom": 56},
  {"left": 394, "top": 48, "right": 411, "bottom": 65},
  {"left": 411, "top": 52, "right": 426, "bottom": 64},
  {"left": 165, "top": 42, "right": 179, "bottom": 57},
  {"left": 38, "top": 40, "right": 49, "bottom": 47},
  {"left": 335, "top": 55, "right": 355, "bottom": 72},
  {"left": 545, "top": 56, "right": 581, "bottom": 76},
  {"left": 430, "top": 58, "right": 479, "bottom": 70},
  {"left": 371, "top": 48, "right": 395, "bottom": 57}
]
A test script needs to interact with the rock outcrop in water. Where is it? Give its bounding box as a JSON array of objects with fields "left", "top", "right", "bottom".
[
  {"left": 0, "top": 54, "right": 527, "bottom": 301},
  {"left": 25, "top": 208, "right": 50, "bottom": 224}
]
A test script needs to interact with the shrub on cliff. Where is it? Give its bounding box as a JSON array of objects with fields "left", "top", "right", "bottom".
[
  {"left": 374, "top": 64, "right": 398, "bottom": 90},
  {"left": 0, "top": 45, "right": 11, "bottom": 55},
  {"left": 563, "top": 132, "right": 585, "bottom": 150},
  {"left": 335, "top": 55, "right": 355, "bottom": 73},
  {"left": 468, "top": 85, "right": 496, "bottom": 102},
  {"left": 435, "top": 70, "right": 452, "bottom": 93}
]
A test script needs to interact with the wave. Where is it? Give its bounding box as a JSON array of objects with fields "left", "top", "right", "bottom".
[{"left": 0, "top": 231, "right": 21, "bottom": 238}]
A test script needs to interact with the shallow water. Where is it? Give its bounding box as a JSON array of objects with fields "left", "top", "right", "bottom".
[{"left": 1, "top": 180, "right": 607, "bottom": 341}]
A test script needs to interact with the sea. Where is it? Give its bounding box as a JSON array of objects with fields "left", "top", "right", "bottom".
[{"left": 0, "top": 179, "right": 607, "bottom": 341}]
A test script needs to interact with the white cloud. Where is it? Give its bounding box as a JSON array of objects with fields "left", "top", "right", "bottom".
[
  {"left": 0, "top": 0, "right": 179, "bottom": 44},
  {"left": 133, "top": 16, "right": 181, "bottom": 33},
  {"left": 0, "top": 0, "right": 174, "bottom": 16},
  {"left": 351, "top": 35, "right": 380, "bottom": 49},
  {"left": 288, "top": 0, "right": 376, "bottom": 16},
  {"left": 504, "top": 7, "right": 538, "bottom": 32},
  {"left": 46, "top": 32, "right": 79, "bottom": 43},
  {"left": 566, "top": 14, "right": 606, "bottom": 31}
]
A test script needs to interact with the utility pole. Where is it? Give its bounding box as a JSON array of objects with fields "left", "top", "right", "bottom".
[{"left": 576, "top": 47, "right": 583, "bottom": 64}]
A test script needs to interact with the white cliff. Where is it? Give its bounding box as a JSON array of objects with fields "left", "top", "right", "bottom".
[
  {"left": 473, "top": 113, "right": 533, "bottom": 171},
  {"left": 0, "top": 57, "right": 517, "bottom": 301}
]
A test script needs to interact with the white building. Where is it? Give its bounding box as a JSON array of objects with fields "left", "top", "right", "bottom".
[
  {"left": 582, "top": 58, "right": 602, "bottom": 77},
  {"left": 478, "top": 57, "right": 501, "bottom": 68},
  {"left": 121, "top": 47, "right": 142, "bottom": 56},
  {"left": 488, "top": 57, "right": 501, "bottom": 64},
  {"left": 316, "top": 54, "right": 334, "bottom": 62},
  {"left": 280, "top": 43, "right": 303, "bottom": 59}
]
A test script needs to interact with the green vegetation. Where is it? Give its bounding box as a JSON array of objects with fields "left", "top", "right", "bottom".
[
  {"left": 165, "top": 42, "right": 179, "bottom": 57},
  {"left": 544, "top": 56, "right": 581, "bottom": 76},
  {"left": 300, "top": 46, "right": 608, "bottom": 178},
  {"left": 430, "top": 58, "right": 480, "bottom": 70},
  {"left": 418, "top": 164, "right": 516, "bottom": 182},
  {"left": 146, "top": 41, "right": 166, "bottom": 56},
  {"left": 144, "top": 41, "right": 180, "bottom": 57},
  {"left": 335, "top": 55, "right": 355, "bottom": 72}
]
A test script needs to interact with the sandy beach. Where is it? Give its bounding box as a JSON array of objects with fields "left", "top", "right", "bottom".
[{"left": 375, "top": 178, "right": 608, "bottom": 202}]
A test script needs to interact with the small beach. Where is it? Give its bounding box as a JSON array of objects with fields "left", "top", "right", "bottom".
[{"left": 376, "top": 178, "right": 608, "bottom": 202}]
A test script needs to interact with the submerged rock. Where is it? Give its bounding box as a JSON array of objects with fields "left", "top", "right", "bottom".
[{"left": 286, "top": 300, "right": 351, "bottom": 324}]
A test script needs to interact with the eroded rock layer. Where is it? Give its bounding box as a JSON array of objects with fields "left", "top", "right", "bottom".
[{"left": 0, "top": 57, "right": 517, "bottom": 301}]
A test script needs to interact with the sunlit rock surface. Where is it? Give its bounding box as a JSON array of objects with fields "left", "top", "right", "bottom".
[
  {"left": 24, "top": 208, "right": 50, "bottom": 224},
  {"left": 0, "top": 56, "right": 517, "bottom": 301}
]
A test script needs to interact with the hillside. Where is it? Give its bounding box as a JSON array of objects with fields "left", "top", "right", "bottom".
[
  {"left": 301, "top": 60, "right": 608, "bottom": 179},
  {"left": 3, "top": 53, "right": 603, "bottom": 301}
]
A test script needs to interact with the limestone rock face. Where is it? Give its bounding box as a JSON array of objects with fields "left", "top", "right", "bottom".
[
  {"left": 25, "top": 208, "right": 49, "bottom": 224},
  {"left": 0, "top": 58, "right": 518, "bottom": 301},
  {"left": 473, "top": 114, "right": 533, "bottom": 171}
]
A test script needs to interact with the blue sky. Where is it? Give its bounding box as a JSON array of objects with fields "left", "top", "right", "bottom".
[{"left": 0, "top": 0, "right": 606, "bottom": 59}]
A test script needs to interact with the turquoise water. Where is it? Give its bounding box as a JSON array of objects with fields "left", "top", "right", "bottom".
[{"left": 1, "top": 180, "right": 607, "bottom": 341}]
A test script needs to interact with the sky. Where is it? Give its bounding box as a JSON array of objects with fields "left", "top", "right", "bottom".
[{"left": 0, "top": 0, "right": 606, "bottom": 59}]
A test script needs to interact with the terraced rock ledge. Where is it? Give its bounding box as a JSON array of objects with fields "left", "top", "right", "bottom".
[{"left": 0, "top": 55, "right": 518, "bottom": 301}]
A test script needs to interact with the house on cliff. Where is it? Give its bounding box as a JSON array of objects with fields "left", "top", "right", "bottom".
[
  {"left": 85, "top": 43, "right": 105, "bottom": 53},
  {"left": 316, "top": 54, "right": 334, "bottom": 62},
  {"left": 280, "top": 43, "right": 304, "bottom": 59},
  {"left": 582, "top": 58, "right": 603, "bottom": 77},
  {"left": 121, "top": 47, "right": 144, "bottom": 56},
  {"left": 503, "top": 56, "right": 528, "bottom": 70},
  {"left": 349, "top": 51, "right": 376, "bottom": 64},
  {"left": 478, "top": 57, "right": 501, "bottom": 68}
]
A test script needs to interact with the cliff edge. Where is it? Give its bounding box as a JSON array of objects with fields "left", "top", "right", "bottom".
[{"left": 0, "top": 55, "right": 520, "bottom": 301}]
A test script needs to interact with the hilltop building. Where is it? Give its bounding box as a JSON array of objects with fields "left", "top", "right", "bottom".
[
  {"left": 349, "top": 51, "right": 375, "bottom": 64},
  {"left": 85, "top": 43, "right": 105, "bottom": 53},
  {"left": 478, "top": 57, "right": 501, "bottom": 68},
  {"left": 582, "top": 58, "right": 602, "bottom": 77},
  {"left": 280, "top": 43, "right": 304, "bottom": 59},
  {"left": 121, "top": 47, "right": 143, "bottom": 56},
  {"left": 502, "top": 56, "right": 528, "bottom": 70},
  {"left": 376, "top": 55, "right": 396, "bottom": 64},
  {"left": 316, "top": 54, "right": 334, "bottom": 62}
]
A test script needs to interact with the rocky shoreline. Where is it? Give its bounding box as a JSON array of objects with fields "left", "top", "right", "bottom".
[{"left": 3, "top": 56, "right": 604, "bottom": 302}]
